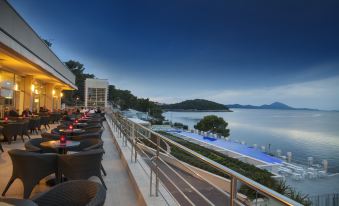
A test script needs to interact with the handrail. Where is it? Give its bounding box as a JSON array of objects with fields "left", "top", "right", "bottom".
[{"left": 108, "top": 110, "right": 302, "bottom": 206}]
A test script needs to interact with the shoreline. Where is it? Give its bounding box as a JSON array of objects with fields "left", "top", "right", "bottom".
[{"left": 163, "top": 109, "right": 233, "bottom": 112}]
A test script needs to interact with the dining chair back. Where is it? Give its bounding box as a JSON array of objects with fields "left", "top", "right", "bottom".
[
  {"left": 58, "top": 149, "right": 106, "bottom": 189},
  {"left": 2, "top": 149, "right": 58, "bottom": 198},
  {"left": 31, "top": 180, "right": 106, "bottom": 206}
]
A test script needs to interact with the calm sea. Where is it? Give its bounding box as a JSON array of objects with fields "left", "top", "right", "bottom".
[{"left": 164, "top": 109, "right": 339, "bottom": 173}]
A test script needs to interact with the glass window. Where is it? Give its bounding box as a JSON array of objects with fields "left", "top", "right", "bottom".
[{"left": 87, "top": 87, "right": 106, "bottom": 107}]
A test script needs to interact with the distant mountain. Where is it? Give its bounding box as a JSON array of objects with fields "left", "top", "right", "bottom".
[
  {"left": 162, "top": 99, "right": 230, "bottom": 111},
  {"left": 226, "top": 102, "right": 319, "bottom": 111}
]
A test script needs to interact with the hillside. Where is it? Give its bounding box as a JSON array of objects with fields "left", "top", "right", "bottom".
[
  {"left": 162, "top": 99, "right": 230, "bottom": 111},
  {"left": 227, "top": 102, "right": 318, "bottom": 111}
]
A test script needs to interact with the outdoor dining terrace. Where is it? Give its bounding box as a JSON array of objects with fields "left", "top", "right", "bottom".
[{"left": 0, "top": 110, "right": 139, "bottom": 206}]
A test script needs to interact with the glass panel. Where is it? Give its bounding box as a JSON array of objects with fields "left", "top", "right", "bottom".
[
  {"left": 0, "top": 70, "right": 15, "bottom": 117},
  {"left": 87, "top": 87, "right": 106, "bottom": 107}
]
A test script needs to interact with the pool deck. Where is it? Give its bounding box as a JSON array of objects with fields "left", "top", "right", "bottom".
[{"left": 169, "top": 130, "right": 283, "bottom": 166}]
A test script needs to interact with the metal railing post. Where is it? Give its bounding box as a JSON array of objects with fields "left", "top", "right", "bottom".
[
  {"left": 131, "top": 123, "right": 135, "bottom": 162},
  {"left": 150, "top": 169, "right": 153, "bottom": 196},
  {"left": 134, "top": 126, "right": 138, "bottom": 162},
  {"left": 230, "top": 177, "right": 237, "bottom": 206},
  {"left": 155, "top": 134, "right": 160, "bottom": 197}
]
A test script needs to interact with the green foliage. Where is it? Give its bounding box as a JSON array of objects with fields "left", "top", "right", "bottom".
[
  {"left": 162, "top": 99, "right": 229, "bottom": 111},
  {"left": 194, "top": 115, "right": 230, "bottom": 137},
  {"left": 42, "top": 38, "right": 52, "bottom": 47},
  {"left": 108, "top": 85, "right": 164, "bottom": 120},
  {"left": 173, "top": 122, "right": 188, "bottom": 130},
  {"left": 62, "top": 60, "right": 94, "bottom": 106},
  {"left": 61, "top": 60, "right": 163, "bottom": 119}
]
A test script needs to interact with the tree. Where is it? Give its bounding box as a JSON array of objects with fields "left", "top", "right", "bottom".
[
  {"left": 42, "top": 39, "right": 52, "bottom": 47},
  {"left": 108, "top": 85, "right": 164, "bottom": 120},
  {"left": 194, "top": 115, "right": 230, "bottom": 137},
  {"left": 62, "top": 60, "right": 94, "bottom": 106}
]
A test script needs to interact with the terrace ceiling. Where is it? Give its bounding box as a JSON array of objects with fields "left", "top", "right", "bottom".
[{"left": 0, "top": 44, "right": 74, "bottom": 90}]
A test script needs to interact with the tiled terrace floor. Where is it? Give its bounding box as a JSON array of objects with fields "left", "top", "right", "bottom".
[{"left": 0, "top": 121, "right": 139, "bottom": 206}]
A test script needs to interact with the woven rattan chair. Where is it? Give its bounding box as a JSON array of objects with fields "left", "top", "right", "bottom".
[
  {"left": 58, "top": 149, "right": 106, "bottom": 189},
  {"left": 71, "top": 132, "right": 102, "bottom": 141},
  {"left": 83, "top": 128, "right": 104, "bottom": 138},
  {"left": 40, "top": 116, "right": 50, "bottom": 130},
  {"left": 67, "top": 139, "right": 107, "bottom": 176},
  {"left": 0, "top": 126, "right": 3, "bottom": 152},
  {"left": 2, "top": 123, "right": 22, "bottom": 144},
  {"left": 84, "top": 123, "right": 102, "bottom": 129},
  {"left": 19, "top": 120, "right": 31, "bottom": 141},
  {"left": 31, "top": 180, "right": 106, "bottom": 206},
  {"left": 29, "top": 118, "right": 40, "bottom": 134},
  {"left": 69, "top": 139, "right": 103, "bottom": 152},
  {"left": 2, "top": 149, "right": 58, "bottom": 198}
]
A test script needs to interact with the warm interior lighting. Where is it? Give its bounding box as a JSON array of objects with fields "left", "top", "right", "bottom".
[
  {"left": 14, "top": 83, "right": 18, "bottom": 91},
  {"left": 60, "top": 92, "right": 63, "bottom": 97},
  {"left": 52, "top": 89, "right": 56, "bottom": 95},
  {"left": 31, "top": 84, "right": 35, "bottom": 92},
  {"left": 35, "top": 89, "right": 39, "bottom": 94}
]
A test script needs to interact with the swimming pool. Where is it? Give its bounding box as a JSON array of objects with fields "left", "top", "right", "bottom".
[{"left": 169, "top": 131, "right": 283, "bottom": 165}]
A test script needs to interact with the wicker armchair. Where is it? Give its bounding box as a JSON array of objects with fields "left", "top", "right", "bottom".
[
  {"left": 31, "top": 180, "right": 106, "bottom": 206},
  {"left": 2, "top": 123, "right": 22, "bottom": 144},
  {"left": 29, "top": 118, "right": 40, "bottom": 134},
  {"left": 58, "top": 149, "right": 106, "bottom": 189},
  {"left": 68, "top": 139, "right": 107, "bottom": 176},
  {"left": 19, "top": 120, "right": 31, "bottom": 141},
  {"left": 40, "top": 116, "right": 50, "bottom": 130},
  {"left": 81, "top": 128, "right": 104, "bottom": 138},
  {"left": 2, "top": 149, "right": 58, "bottom": 198},
  {"left": 0, "top": 126, "right": 3, "bottom": 152},
  {"left": 69, "top": 139, "right": 103, "bottom": 152},
  {"left": 84, "top": 123, "right": 102, "bottom": 129},
  {"left": 71, "top": 132, "right": 102, "bottom": 141}
]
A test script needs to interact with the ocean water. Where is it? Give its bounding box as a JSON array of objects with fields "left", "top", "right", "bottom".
[{"left": 164, "top": 109, "right": 339, "bottom": 173}]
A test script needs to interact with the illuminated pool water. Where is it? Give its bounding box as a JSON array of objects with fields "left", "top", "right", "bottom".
[{"left": 169, "top": 130, "right": 283, "bottom": 164}]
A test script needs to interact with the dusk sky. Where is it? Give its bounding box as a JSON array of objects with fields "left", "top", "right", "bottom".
[{"left": 9, "top": 0, "right": 339, "bottom": 110}]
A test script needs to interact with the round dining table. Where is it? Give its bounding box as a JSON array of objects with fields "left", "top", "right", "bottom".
[
  {"left": 73, "top": 122, "right": 88, "bottom": 128},
  {"left": 40, "top": 140, "right": 80, "bottom": 154}
]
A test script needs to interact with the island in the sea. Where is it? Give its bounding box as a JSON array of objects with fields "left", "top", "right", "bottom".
[
  {"left": 161, "top": 99, "right": 231, "bottom": 112},
  {"left": 226, "top": 101, "right": 320, "bottom": 111}
]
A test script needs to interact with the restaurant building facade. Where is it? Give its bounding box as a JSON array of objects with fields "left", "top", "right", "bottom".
[
  {"left": 84, "top": 78, "right": 108, "bottom": 108},
  {"left": 0, "top": 0, "right": 77, "bottom": 117}
]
